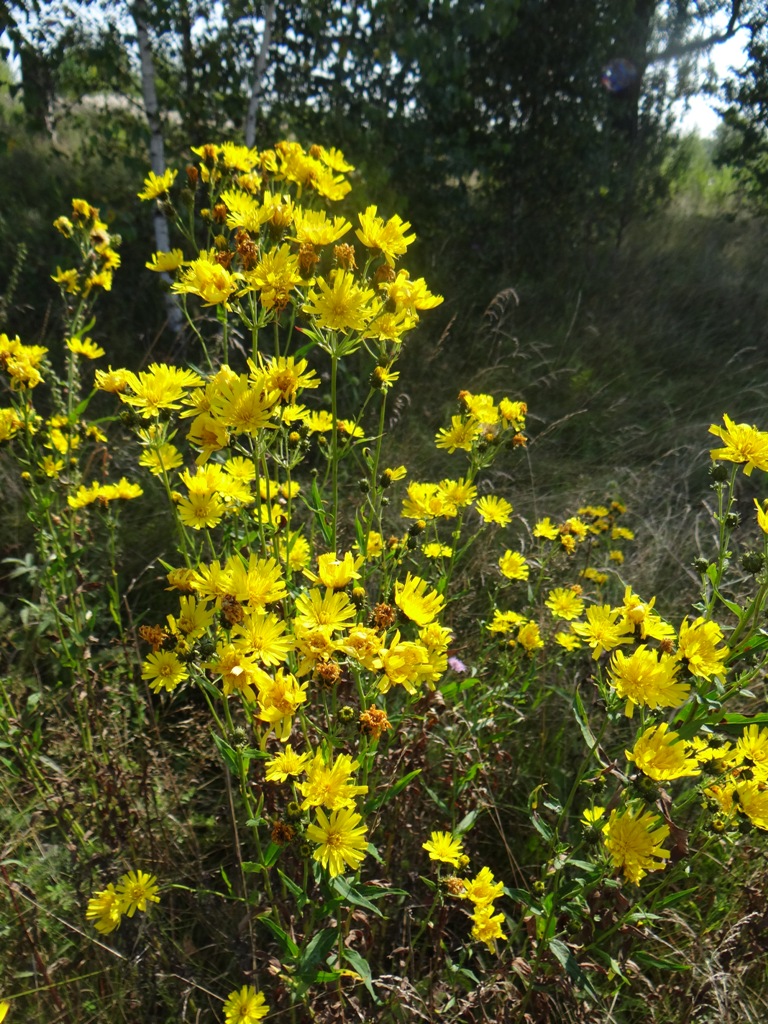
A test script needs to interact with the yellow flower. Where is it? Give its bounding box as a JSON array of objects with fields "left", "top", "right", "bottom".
[
  {"left": 177, "top": 490, "right": 227, "bottom": 530},
  {"left": 607, "top": 645, "right": 690, "bottom": 718},
  {"left": 476, "top": 495, "right": 513, "bottom": 527},
  {"left": 423, "top": 542, "right": 453, "bottom": 558},
  {"left": 95, "top": 366, "right": 129, "bottom": 393},
  {"left": 570, "top": 605, "right": 634, "bottom": 661},
  {"left": 487, "top": 609, "right": 526, "bottom": 635},
  {"left": 602, "top": 806, "right": 671, "bottom": 884},
  {"left": 386, "top": 270, "right": 443, "bottom": 312},
  {"left": 435, "top": 415, "right": 480, "bottom": 452},
  {"left": 356, "top": 205, "right": 416, "bottom": 265},
  {"left": 145, "top": 249, "right": 185, "bottom": 272},
  {"left": 734, "top": 780, "right": 768, "bottom": 830},
  {"left": 619, "top": 586, "right": 675, "bottom": 642},
  {"left": 0, "top": 407, "right": 24, "bottom": 442},
  {"left": 142, "top": 649, "right": 189, "bottom": 693},
  {"left": 209, "top": 372, "right": 279, "bottom": 434},
  {"left": 137, "top": 167, "right": 177, "bottom": 200},
  {"left": 256, "top": 353, "right": 320, "bottom": 403},
  {"left": 709, "top": 413, "right": 768, "bottom": 476},
  {"left": 423, "top": 830, "right": 464, "bottom": 868},
  {"left": 52, "top": 266, "right": 80, "bottom": 293},
  {"left": 533, "top": 516, "right": 559, "bottom": 540},
  {"left": 120, "top": 363, "right": 203, "bottom": 417},
  {"left": 499, "top": 550, "right": 529, "bottom": 580},
  {"left": 279, "top": 531, "right": 312, "bottom": 571},
  {"left": 514, "top": 620, "right": 544, "bottom": 654},
  {"left": 115, "top": 869, "right": 160, "bottom": 916},
  {"left": 626, "top": 723, "right": 701, "bottom": 781},
  {"left": 298, "top": 750, "right": 368, "bottom": 810},
  {"left": 581, "top": 806, "right": 606, "bottom": 828},
  {"left": 292, "top": 207, "right": 351, "bottom": 246},
  {"left": 470, "top": 904, "right": 507, "bottom": 952},
  {"left": 379, "top": 632, "right": 432, "bottom": 694},
  {"left": 209, "top": 642, "right": 266, "bottom": 702},
  {"left": 555, "top": 631, "right": 583, "bottom": 651},
  {"left": 166, "top": 595, "right": 215, "bottom": 640},
  {"left": 244, "top": 244, "right": 302, "bottom": 311},
  {"left": 53, "top": 215, "right": 74, "bottom": 236},
  {"left": 755, "top": 498, "right": 768, "bottom": 534},
  {"left": 304, "top": 551, "right": 362, "bottom": 590},
  {"left": 736, "top": 724, "right": 768, "bottom": 779},
  {"left": 438, "top": 477, "right": 477, "bottom": 509},
  {"left": 86, "top": 883, "right": 123, "bottom": 934},
  {"left": 226, "top": 553, "right": 286, "bottom": 609},
  {"left": 265, "top": 744, "right": 310, "bottom": 783},
  {"left": 676, "top": 617, "right": 728, "bottom": 679},
  {"left": 67, "top": 336, "right": 105, "bottom": 359},
  {"left": 304, "top": 269, "right": 376, "bottom": 332},
  {"left": 222, "top": 984, "right": 269, "bottom": 1024},
  {"left": 394, "top": 572, "right": 445, "bottom": 626},
  {"left": 294, "top": 587, "right": 356, "bottom": 632},
  {"left": 462, "top": 866, "right": 504, "bottom": 906},
  {"left": 545, "top": 587, "right": 585, "bottom": 621},
  {"left": 232, "top": 611, "right": 294, "bottom": 666},
  {"left": 307, "top": 806, "right": 368, "bottom": 878},
  {"left": 256, "top": 669, "right": 308, "bottom": 739},
  {"left": 172, "top": 256, "right": 241, "bottom": 307},
  {"left": 138, "top": 442, "right": 183, "bottom": 475}
]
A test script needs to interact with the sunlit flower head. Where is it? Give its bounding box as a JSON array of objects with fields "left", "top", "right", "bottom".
[
  {"left": 137, "top": 168, "right": 177, "bottom": 200},
  {"left": 306, "top": 806, "right": 368, "bottom": 877},
  {"left": 602, "top": 806, "right": 670, "bottom": 884},
  {"left": 394, "top": 572, "right": 445, "bottom": 626},
  {"left": 422, "top": 830, "right": 464, "bottom": 868},
  {"left": 607, "top": 644, "right": 689, "bottom": 717},
  {"left": 626, "top": 723, "right": 701, "bottom": 781},
  {"left": 222, "top": 984, "right": 269, "bottom": 1024},
  {"left": 709, "top": 413, "right": 768, "bottom": 476},
  {"left": 476, "top": 495, "right": 513, "bottom": 527}
]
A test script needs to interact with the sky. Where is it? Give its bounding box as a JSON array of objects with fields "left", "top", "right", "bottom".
[{"left": 672, "top": 24, "right": 751, "bottom": 136}]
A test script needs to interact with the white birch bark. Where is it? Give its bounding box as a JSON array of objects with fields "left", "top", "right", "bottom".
[
  {"left": 244, "top": 2, "right": 276, "bottom": 149},
  {"left": 131, "top": 0, "right": 184, "bottom": 336}
]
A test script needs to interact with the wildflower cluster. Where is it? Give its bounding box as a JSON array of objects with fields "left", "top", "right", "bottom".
[
  {"left": 85, "top": 869, "right": 160, "bottom": 934},
  {"left": 52, "top": 197, "right": 121, "bottom": 298},
  {"left": 422, "top": 831, "right": 507, "bottom": 952},
  {"left": 9, "top": 138, "right": 768, "bottom": 1021}
]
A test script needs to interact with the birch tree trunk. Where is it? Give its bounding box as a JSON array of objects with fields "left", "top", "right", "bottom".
[
  {"left": 244, "top": 2, "right": 276, "bottom": 149},
  {"left": 131, "top": 0, "right": 184, "bottom": 337}
]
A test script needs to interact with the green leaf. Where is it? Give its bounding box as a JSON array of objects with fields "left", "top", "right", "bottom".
[
  {"left": 656, "top": 886, "right": 699, "bottom": 909},
  {"left": 420, "top": 780, "right": 449, "bottom": 815},
  {"left": 455, "top": 808, "right": 480, "bottom": 836},
  {"left": 211, "top": 732, "right": 239, "bottom": 775},
  {"left": 531, "top": 812, "right": 554, "bottom": 843},
  {"left": 713, "top": 587, "right": 743, "bottom": 618},
  {"left": 342, "top": 946, "right": 378, "bottom": 1002},
  {"left": 297, "top": 927, "right": 338, "bottom": 980},
  {"left": 277, "top": 869, "right": 305, "bottom": 899},
  {"left": 549, "top": 938, "right": 599, "bottom": 997},
  {"left": 573, "top": 689, "right": 597, "bottom": 748},
  {"left": 332, "top": 875, "right": 383, "bottom": 916},
  {"left": 258, "top": 914, "right": 299, "bottom": 959},
  {"left": 313, "top": 969, "right": 344, "bottom": 983},
  {"left": 365, "top": 769, "right": 421, "bottom": 813},
  {"left": 306, "top": 477, "right": 333, "bottom": 547},
  {"left": 262, "top": 841, "right": 282, "bottom": 867},
  {"left": 633, "top": 950, "right": 690, "bottom": 972}
]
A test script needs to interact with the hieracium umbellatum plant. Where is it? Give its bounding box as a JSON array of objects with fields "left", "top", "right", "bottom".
[{"left": 3, "top": 141, "right": 768, "bottom": 1022}]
